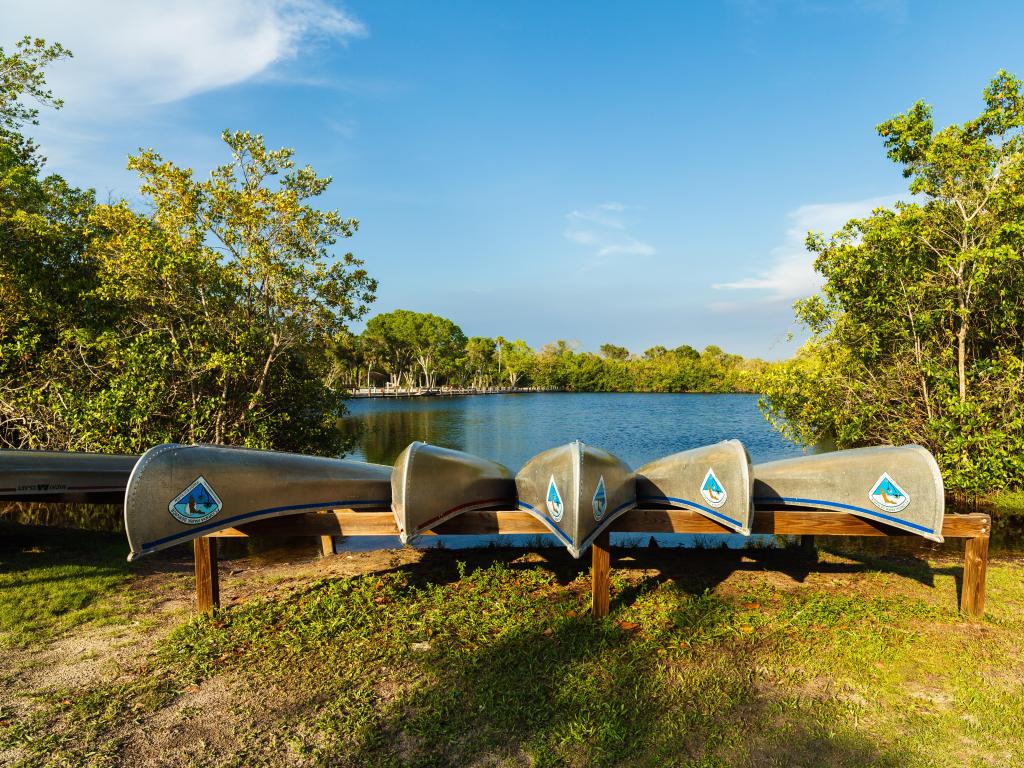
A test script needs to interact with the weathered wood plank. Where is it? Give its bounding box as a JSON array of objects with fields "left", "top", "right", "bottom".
[
  {"left": 591, "top": 530, "right": 611, "bottom": 619},
  {"left": 961, "top": 535, "right": 989, "bottom": 620},
  {"left": 194, "top": 537, "right": 219, "bottom": 614},
  {"left": 210, "top": 508, "right": 991, "bottom": 539},
  {"left": 320, "top": 535, "right": 334, "bottom": 557}
]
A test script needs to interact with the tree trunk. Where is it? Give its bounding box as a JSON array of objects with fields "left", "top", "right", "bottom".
[{"left": 957, "top": 318, "right": 969, "bottom": 402}]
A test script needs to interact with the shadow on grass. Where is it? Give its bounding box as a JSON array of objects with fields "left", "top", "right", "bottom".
[
  {"left": 303, "top": 563, "right": 907, "bottom": 767},
  {"left": 359, "top": 539, "right": 964, "bottom": 621}
]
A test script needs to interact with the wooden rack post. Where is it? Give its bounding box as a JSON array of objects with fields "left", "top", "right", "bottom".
[
  {"left": 194, "top": 536, "right": 219, "bottom": 614},
  {"left": 591, "top": 530, "right": 611, "bottom": 619},
  {"left": 961, "top": 532, "right": 989, "bottom": 618},
  {"left": 198, "top": 508, "right": 991, "bottom": 621}
]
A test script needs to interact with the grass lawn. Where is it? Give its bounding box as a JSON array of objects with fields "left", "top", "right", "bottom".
[
  {"left": 0, "top": 523, "right": 136, "bottom": 649},
  {"left": 1, "top": 523, "right": 1022, "bottom": 767}
]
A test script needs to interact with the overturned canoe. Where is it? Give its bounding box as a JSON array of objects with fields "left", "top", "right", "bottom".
[
  {"left": 636, "top": 440, "right": 753, "bottom": 535},
  {"left": 515, "top": 441, "right": 636, "bottom": 558},
  {"left": 392, "top": 442, "right": 516, "bottom": 544},
  {"left": 124, "top": 443, "right": 392, "bottom": 560},
  {"left": 0, "top": 450, "right": 139, "bottom": 504},
  {"left": 753, "top": 445, "right": 944, "bottom": 542}
]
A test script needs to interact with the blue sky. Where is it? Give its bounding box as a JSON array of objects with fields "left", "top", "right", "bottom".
[{"left": 4, "top": 0, "right": 1023, "bottom": 358}]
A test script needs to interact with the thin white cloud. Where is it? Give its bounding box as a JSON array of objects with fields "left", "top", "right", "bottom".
[
  {"left": 598, "top": 241, "right": 656, "bottom": 258},
  {"left": 564, "top": 202, "right": 655, "bottom": 266},
  {"left": 711, "top": 194, "right": 899, "bottom": 310},
  {"left": 1, "top": 0, "right": 366, "bottom": 112}
]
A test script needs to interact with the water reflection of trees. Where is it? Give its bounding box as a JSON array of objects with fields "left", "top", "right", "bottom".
[
  {"left": 1, "top": 502, "right": 123, "bottom": 531},
  {"left": 353, "top": 408, "right": 466, "bottom": 465}
]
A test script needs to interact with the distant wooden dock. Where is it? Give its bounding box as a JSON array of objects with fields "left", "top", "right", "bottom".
[{"left": 348, "top": 386, "right": 558, "bottom": 398}]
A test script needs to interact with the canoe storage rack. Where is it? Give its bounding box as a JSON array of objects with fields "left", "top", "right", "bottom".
[{"left": 193, "top": 506, "right": 992, "bottom": 621}]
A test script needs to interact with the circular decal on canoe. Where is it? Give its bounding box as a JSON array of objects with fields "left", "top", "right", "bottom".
[
  {"left": 700, "top": 468, "right": 727, "bottom": 508},
  {"left": 169, "top": 476, "right": 223, "bottom": 525},
  {"left": 593, "top": 475, "right": 608, "bottom": 521},
  {"left": 869, "top": 472, "right": 910, "bottom": 513},
  {"left": 546, "top": 475, "right": 564, "bottom": 522}
]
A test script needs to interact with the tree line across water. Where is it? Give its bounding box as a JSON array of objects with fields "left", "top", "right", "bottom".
[
  {"left": 333, "top": 310, "right": 768, "bottom": 394},
  {"left": 1, "top": 38, "right": 1021, "bottom": 494}
]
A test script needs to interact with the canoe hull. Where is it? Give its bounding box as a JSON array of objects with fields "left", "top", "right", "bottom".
[
  {"left": 391, "top": 442, "right": 516, "bottom": 544},
  {"left": 636, "top": 440, "right": 753, "bottom": 535},
  {"left": 124, "top": 444, "right": 392, "bottom": 560},
  {"left": 0, "top": 451, "right": 139, "bottom": 504},
  {"left": 753, "top": 445, "right": 945, "bottom": 542},
  {"left": 515, "top": 441, "right": 636, "bottom": 558}
]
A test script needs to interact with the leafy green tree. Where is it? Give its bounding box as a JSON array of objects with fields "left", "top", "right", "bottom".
[
  {"left": 762, "top": 71, "right": 1024, "bottom": 493},
  {"left": 502, "top": 339, "right": 535, "bottom": 387},
  {"left": 0, "top": 37, "right": 98, "bottom": 448},
  {"left": 465, "top": 336, "right": 497, "bottom": 388},
  {"left": 1, "top": 36, "right": 70, "bottom": 135},
  {"left": 5, "top": 128, "right": 376, "bottom": 454},
  {"left": 599, "top": 343, "right": 630, "bottom": 360},
  {"left": 363, "top": 310, "right": 417, "bottom": 387},
  {"left": 361, "top": 310, "right": 466, "bottom": 388},
  {"left": 411, "top": 314, "right": 467, "bottom": 388}
]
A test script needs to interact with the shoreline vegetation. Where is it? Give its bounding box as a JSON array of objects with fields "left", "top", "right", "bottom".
[{"left": 335, "top": 327, "right": 771, "bottom": 397}]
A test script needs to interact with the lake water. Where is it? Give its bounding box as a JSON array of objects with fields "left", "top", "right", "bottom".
[
  {"left": 340, "top": 392, "right": 807, "bottom": 552},
  {"left": 343, "top": 392, "right": 804, "bottom": 469}
]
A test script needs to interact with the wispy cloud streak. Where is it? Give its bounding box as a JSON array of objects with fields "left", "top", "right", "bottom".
[
  {"left": 711, "top": 194, "right": 900, "bottom": 309},
  {"left": 563, "top": 202, "right": 656, "bottom": 267}
]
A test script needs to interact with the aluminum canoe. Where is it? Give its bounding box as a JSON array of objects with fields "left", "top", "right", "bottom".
[
  {"left": 515, "top": 441, "right": 636, "bottom": 558},
  {"left": 124, "top": 443, "right": 392, "bottom": 560},
  {"left": 391, "top": 441, "right": 516, "bottom": 544},
  {"left": 636, "top": 440, "right": 753, "bottom": 535},
  {"left": 0, "top": 450, "right": 139, "bottom": 504},
  {"left": 752, "top": 445, "right": 945, "bottom": 542}
]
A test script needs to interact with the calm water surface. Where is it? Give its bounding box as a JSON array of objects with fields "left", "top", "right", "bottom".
[{"left": 343, "top": 392, "right": 804, "bottom": 470}]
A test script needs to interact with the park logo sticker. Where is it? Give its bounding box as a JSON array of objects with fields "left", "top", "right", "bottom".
[
  {"left": 869, "top": 473, "right": 910, "bottom": 513},
  {"left": 169, "top": 476, "right": 223, "bottom": 525},
  {"left": 546, "top": 476, "right": 564, "bottom": 522},
  {"left": 592, "top": 475, "right": 607, "bottom": 521},
  {"left": 700, "top": 468, "right": 727, "bottom": 508}
]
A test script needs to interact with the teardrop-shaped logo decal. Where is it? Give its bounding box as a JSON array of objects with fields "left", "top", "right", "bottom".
[
  {"left": 592, "top": 475, "right": 607, "bottom": 521},
  {"left": 869, "top": 472, "right": 910, "bottom": 513},
  {"left": 700, "top": 468, "right": 727, "bottom": 508},
  {"left": 546, "top": 476, "right": 564, "bottom": 522}
]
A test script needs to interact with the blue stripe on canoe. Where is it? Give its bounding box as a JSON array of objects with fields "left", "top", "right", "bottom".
[
  {"left": 608, "top": 498, "right": 637, "bottom": 516},
  {"left": 140, "top": 499, "right": 391, "bottom": 551},
  {"left": 637, "top": 494, "right": 743, "bottom": 528},
  {"left": 515, "top": 501, "right": 572, "bottom": 545},
  {"left": 752, "top": 496, "right": 934, "bottom": 534}
]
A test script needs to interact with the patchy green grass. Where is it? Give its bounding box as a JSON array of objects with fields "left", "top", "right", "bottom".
[
  {"left": 991, "top": 491, "right": 1024, "bottom": 515},
  {"left": 3, "top": 538, "right": 1023, "bottom": 768},
  {"left": 0, "top": 522, "right": 134, "bottom": 648}
]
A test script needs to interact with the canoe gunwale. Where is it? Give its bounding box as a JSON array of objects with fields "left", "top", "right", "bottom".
[
  {"left": 515, "top": 500, "right": 573, "bottom": 547},
  {"left": 637, "top": 494, "right": 750, "bottom": 535}
]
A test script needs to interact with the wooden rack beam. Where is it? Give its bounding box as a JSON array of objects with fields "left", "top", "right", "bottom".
[{"left": 192, "top": 507, "right": 990, "bottom": 620}]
